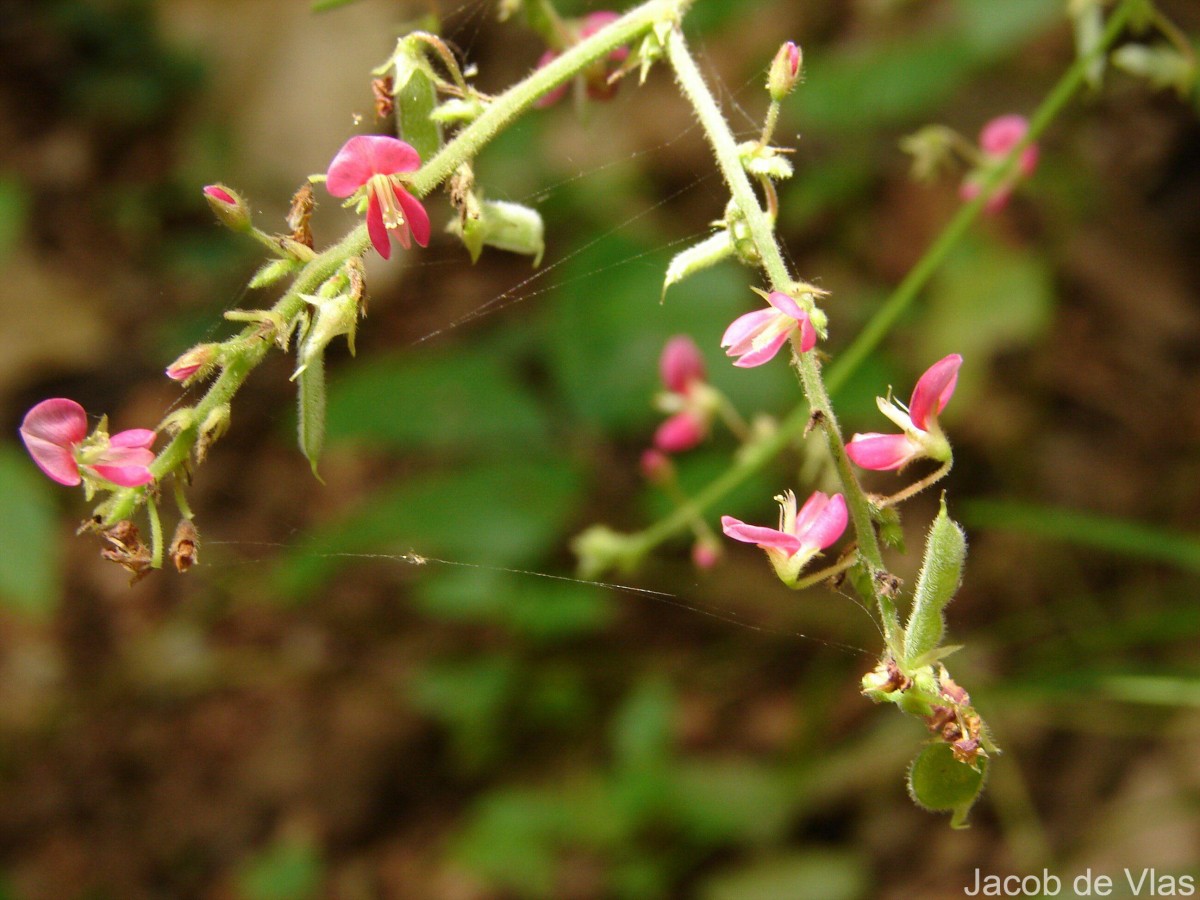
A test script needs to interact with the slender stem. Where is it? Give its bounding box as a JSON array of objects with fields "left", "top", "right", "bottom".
[
  {"left": 409, "top": 0, "right": 692, "bottom": 198},
  {"left": 879, "top": 460, "right": 952, "bottom": 509},
  {"left": 629, "top": 0, "right": 1143, "bottom": 570},
  {"left": 95, "top": 0, "right": 691, "bottom": 528},
  {"left": 667, "top": 25, "right": 895, "bottom": 643}
]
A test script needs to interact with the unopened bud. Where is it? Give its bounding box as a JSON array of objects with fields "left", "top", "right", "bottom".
[
  {"left": 640, "top": 448, "right": 673, "bottom": 483},
  {"left": 202, "top": 184, "right": 251, "bottom": 232},
  {"left": 767, "top": 41, "right": 802, "bottom": 101},
  {"left": 692, "top": 538, "right": 721, "bottom": 570},
  {"left": 166, "top": 344, "right": 219, "bottom": 383}
]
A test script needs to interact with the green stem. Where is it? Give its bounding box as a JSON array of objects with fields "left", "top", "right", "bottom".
[
  {"left": 96, "top": 0, "right": 690, "bottom": 527},
  {"left": 409, "top": 0, "right": 691, "bottom": 198},
  {"left": 666, "top": 26, "right": 895, "bottom": 643},
  {"left": 629, "top": 0, "right": 1142, "bottom": 572}
]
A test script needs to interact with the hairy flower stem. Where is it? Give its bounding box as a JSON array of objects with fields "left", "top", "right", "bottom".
[
  {"left": 98, "top": 0, "right": 689, "bottom": 531},
  {"left": 666, "top": 26, "right": 898, "bottom": 645},
  {"left": 626, "top": 0, "right": 1144, "bottom": 598}
]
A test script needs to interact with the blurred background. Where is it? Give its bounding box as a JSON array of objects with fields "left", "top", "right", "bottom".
[{"left": 1, "top": 0, "right": 1199, "bottom": 897}]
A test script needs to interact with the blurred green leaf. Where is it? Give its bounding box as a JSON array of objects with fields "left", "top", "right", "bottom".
[
  {"left": 409, "top": 655, "right": 517, "bottom": 769},
  {"left": 273, "top": 456, "right": 583, "bottom": 600},
  {"left": 961, "top": 499, "right": 1200, "bottom": 574},
  {"left": 796, "top": 0, "right": 1057, "bottom": 134},
  {"left": 416, "top": 568, "right": 614, "bottom": 640},
  {"left": 451, "top": 788, "right": 564, "bottom": 898},
  {"left": 324, "top": 346, "right": 550, "bottom": 451},
  {"left": 0, "top": 176, "right": 30, "bottom": 260},
  {"left": 611, "top": 677, "right": 674, "bottom": 770},
  {"left": 700, "top": 851, "right": 868, "bottom": 900},
  {"left": 1101, "top": 675, "right": 1200, "bottom": 708},
  {"left": 544, "top": 236, "right": 792, "bottom": 432},
  {"left": 667, "top": 759, "right": 793, "bottom": 846},
  {"left": 920, "top": 236, "right": 1054, "bottom": 391},
  {"left": 237, "top": 837, "right": 322, "bottom": 900},
  {"left": 0, "top": 445, "right": 62, "bottom": 617}
]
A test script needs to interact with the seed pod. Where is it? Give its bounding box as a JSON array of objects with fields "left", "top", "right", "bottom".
[{"left": 902, "top": 497, "right": 967, "bottom": 667}]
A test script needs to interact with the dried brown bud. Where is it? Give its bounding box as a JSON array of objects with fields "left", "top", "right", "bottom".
[
  {"left": 170, "top": 519, "right": 200, "bottom": 573},
  {"left": 372, "top": 76, "right": 395, "bottom": 119},
  {"left": 100, "top": 521, "right": 154, "bottom": 584},
  {"left": 287, "top": 183, "right": 315, "bottom": 249}
]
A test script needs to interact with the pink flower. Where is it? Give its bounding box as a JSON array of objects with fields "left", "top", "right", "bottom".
[
  {"left": 721, "top": 290, "right": 817, "bottom": 368},
  {"left": 722, "top": 490, "right": 847, "bottom": 586},
  {"left": 652, "top": 336, "right": 713, "bottom": 453},
  {"left": 959, "top": 115, "right": 1039, "bottom": 213},
  {"left": 846, "top": 354, "right": 961, "bottom": 471},
  {"left": 535, "top": 11, "right": 630, "bottom": 108},
  {"left": 326, "top": 135, "right": 430, "bottom": 260},
  {"left": 202, "top": 184, "right": 251, "bottom": 232},
  {"left": 19, "top": 398, "right": 155, "bottom": 488}
]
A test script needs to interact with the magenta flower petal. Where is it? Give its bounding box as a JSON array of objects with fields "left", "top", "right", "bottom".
[
  {"left": 326, "top": 135, "right": 421, "bottom": 196},
  {"left": 20, "top": 433, "right": 80, "bottom": 485},
  {"left": 654, "top": 412, "right": 705, "bottom": 453},
  {"left": 21, "top": 398, "right": 88, "bottom": 447},
  {"left": 979, "top": 115, "right": 1029, "bottom": 157},
  {"left": 109, "top": 428, "right": 156, "bottom": 450},
  {"left": 394, "top": 184, "right": 431, "bottom": 248},
  {"left": 909, "top": 353, "right": 962, "bottom": 430},
  {"left": 365, "top": 194, "right": 392, "bottom": 260},
  {"left": 720, "top": 516, "right": 803, "bottom": 554},
  {"left": 765, "top": 290, "right": 805, "bottom": 320},
  {"left": 732, "top": 330, "right": 791, "bottom": 368},
  {"left": 721, "top": 307, "right": 776, "bottom": 351},
  {"left": 19, "top": 399, "right": 88, "bottom": 486},
  {"left": 660, "top": 336, "right": 706, "bottom": 393},
  {"left": 795, "top": 492, "right": 848, "bottom": 550},
  {"left": 845, "top": 432, "right": 918, "bottom": 471},
  {"left": 90, "top": 464, "right": 155, "bottom": 487}
]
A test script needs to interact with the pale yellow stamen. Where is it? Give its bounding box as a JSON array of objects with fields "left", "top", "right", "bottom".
[{"left": 368, "top": 174, "right": 406, "bottom": 231}]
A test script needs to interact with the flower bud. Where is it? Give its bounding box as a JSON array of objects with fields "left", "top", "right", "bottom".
[
  {"left": 166, "top": 344, "right": 219, "bottom": 383},
  {"left": 202, "top": 184, "right": 251, "bottom": 232},
  {"left": 692, "top": 538, "right": 720, "bottom": 570},
  {"left": 767, "top": 41, "right": 802, "bottom": 101}
]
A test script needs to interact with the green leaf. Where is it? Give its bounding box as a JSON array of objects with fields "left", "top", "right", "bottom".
[
  {"left": 667, "top": 760, "right": 793, "bottom": 845},
  {"left": 0, "top": 445, "right": 62, "bottom": 616},
  {"left": 920, "top": 236, "right": 1054, "bottom": 392},
  {"left": 960, "top": 499, "right": 1200, "bottom": 574},
  {"left": 700, "top": 851, "right": 868, "bottom": 900},
  {"left": 237, "top": 837, "right": 323, "bottom": 900},
  {"left": 324, "top": 347, "right": 549, "bottom": 451},
  {"left": 408, "top": 655, "right": 517, "bottom": 770},
  {"left": 272, "top": 456, "right": 583, "bottom": 600},
  {"left": 907, "top": 742, "right": 987, "bottom": 829},
  {"left": 416, "top": 568, "right": 613, "bottom": 640}
]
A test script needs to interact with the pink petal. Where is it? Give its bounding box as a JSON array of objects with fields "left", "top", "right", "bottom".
[
  {"left": 20, "top": 398, "right": 88, "bottom": 447},
  {"left": 654, "top": 412, "right": 704, "bottom": 453},
  {"left": 109, "top": 428, "right": 156, "bottom": 450},
  {"left": 909, "top": 354, "right": 962, "bottom": 430},
  {"left": 720, "top": 307, "right": 776, "bottom": 351},
  {"left": 979, "top": 115, "right": 1029, "bottom": 158},
  {"left": 326, "top": 135, "right": 421, "bottom": 197},
  {"left": 394, "top": 184, "right": 430, "bottom": 248},
  {"left": 731, "top": 330, "right": 790, "bottom": 368},
  {"left": 845, "top": 433, "right": 918, "bottom": 471},
  {"left": 794, "top": 492, "right": 847, "bottom": 550},
  {"left": 20, "top": 433, "right": 80, "bottom": 485},
  {"left": 534, "top": 51, "right": 569, "bottom": 108},
  {"left": 202, "top": 185, "right": 236, "bottom": 206},
  {"left": 660, "top": 336, "right": 706, "bottom": 393},
  {"left": 793, "top": 312, "right": 817, "bottom": 353},
  {"left": 765, "top": 290, "right": 806, "bottom": 320},
  {"left": 720, "top": 516, "right": 803, "bottom": 554},
  {"left": 580, "top": 11, "right": 620, "bottom": 36},
  {"left": 365, "top": 194, "right": 392, "bottom": 259},
  {"left": 89, "top": 464, "right": 155, "bottom": 487}
]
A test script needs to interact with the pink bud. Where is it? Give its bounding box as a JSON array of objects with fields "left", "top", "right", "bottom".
[
  {"left": 166, "top": 344, "right": 218, "bottom": 383},
  {"left": 654, "top": 411, "right": 706, "bottom": 453},
  {"left": 660, "top": 336, "right": 706, "bottom": 394},
  {"left": 768, "top": 41, "right": 802, "bottom": 101},
  {"left": 692, "top": 540, "right": 720, "bottom": 570},
  {"left": 640, "top": 448, "right": 673, "bottom": 482},
  {"left": 203, "top": 184, "right": 251, "bottom": 232}
]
